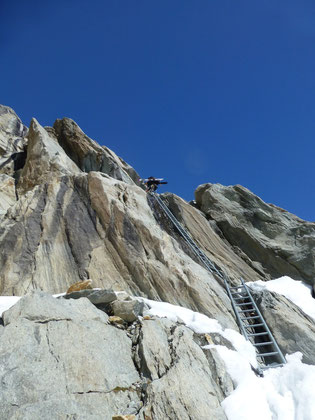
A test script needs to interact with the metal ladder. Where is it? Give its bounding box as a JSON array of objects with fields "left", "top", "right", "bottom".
[
  {"left": 225, "top": 277, "right": 286, "bottom": 370},
  {"left": 149, "top": 192, "right": 286, "bottom": 371}
]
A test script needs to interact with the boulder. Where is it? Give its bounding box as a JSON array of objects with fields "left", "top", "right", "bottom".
[
  {"left": 64, "top": 289, "right": 117, "bottom": 305},
  {"left": 111, "top": 298, "right": 145, "bottom": 322},
  {"left": 195, "top": 183, "right": 315, "bottom": 285},
  {"left": 0, "top": 292, "right": 141, "bottom": 420}
]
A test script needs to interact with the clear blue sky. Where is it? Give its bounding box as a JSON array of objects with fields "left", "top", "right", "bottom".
[{"left": 2, "top": 0, "right": 315, "bottom": 221}]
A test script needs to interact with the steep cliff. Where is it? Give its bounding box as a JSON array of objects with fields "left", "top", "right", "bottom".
[{"left": 0, "top": 105, "right": 314, "bottom": 419}]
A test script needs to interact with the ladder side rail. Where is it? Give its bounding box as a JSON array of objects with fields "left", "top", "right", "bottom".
[
  {"left": 152, "top": 194, "right": 224, "bottom": 278},
  {"left": 241, "top": 278, "right": 287, "bottom": 365},
  {"left": 152, "top": 194, "right": 219, "bottom": 273},
  {"left": 224, "top": 278, "right": 249, "bottom": 339}
]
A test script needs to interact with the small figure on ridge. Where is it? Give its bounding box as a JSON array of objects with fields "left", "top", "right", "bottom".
[{"left": 140, "top": 176, "right": 168, "bottom": 193}]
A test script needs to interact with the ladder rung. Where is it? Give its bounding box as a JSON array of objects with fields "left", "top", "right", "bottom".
[
  {"left": 232, "top": 296, "right": 250, "bottom": 301},
  {"left": 230, "top": 286, "right": 245, "bottom": 290},
  {"left": 261, "top": 363, "right": 284, "bottom": 369},
  {"left": 256, "top": 352, "right": 279, "bottom": 357},
  {"left": 236, "top": 302, "right": 253, "bottom": 306},
  {"left": 248, "top": 332, "right": 269, "bottom": 337},
  {"left": 241, "top": 315, "right": 260, "bottom": 320},
  {"left": 244, "top": 323, "right": 264, "bottom": 328},
  {"left": 253, "top": 341, "right": 273, "bottom": 346},
  {"left": 238, "top": 309, "right": 255, "bottom": 313}
]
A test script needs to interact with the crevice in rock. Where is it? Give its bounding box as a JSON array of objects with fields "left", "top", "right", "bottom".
[
  {"left": 34, "top": 318, "right": 72, "bottom": 324},
  {"left": 45, "top": 324, "right": 60, "bottom": 364},
  {"left": 129, "top": 321, "right": 151, "bottom": 413}
]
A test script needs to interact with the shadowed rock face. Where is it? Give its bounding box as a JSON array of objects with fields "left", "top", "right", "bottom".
[{"left": 195, "top": 183, "right": 315, "bottom": 286}]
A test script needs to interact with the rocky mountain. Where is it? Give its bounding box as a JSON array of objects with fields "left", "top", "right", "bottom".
[{"left": 0, "top": 104, "right": 314, "bottom": 419}]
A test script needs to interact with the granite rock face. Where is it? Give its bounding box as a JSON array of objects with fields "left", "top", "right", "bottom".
[
  {"left": 195, "top": 183, "right": 315, "bottom": 285},
  {"left": 0, "top": 104, "right": 314, "bottom": 419},
  {"left": 0, "top": 168, "right": 236, "bottom": 329},
  {"left": 0, "top": 292, "right": 230, "bottom": 420}
]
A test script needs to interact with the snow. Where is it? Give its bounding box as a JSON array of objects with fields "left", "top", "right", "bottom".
[
  {"left": 248, "top": 276, "right": 315, "bottom": 320},
  {"left": 0, "top": 296, "right": 20, "bottom": 317},
  {"left": 1, "top": 276, "right": 315, "bottom": 419}
]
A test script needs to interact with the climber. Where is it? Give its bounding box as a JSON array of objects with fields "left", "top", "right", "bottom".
[{"left": 142, "top": 176, "right": 168, "bottom": 193}]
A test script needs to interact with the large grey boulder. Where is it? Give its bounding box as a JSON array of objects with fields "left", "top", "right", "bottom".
[
  {"left": 0, "top": 292, "right": 141, "bottom": 420},
  {"left": 250, "top": 287, "right": 315, "bottom": 365},
  {"left": 195, "top": 183, "right": 315, "bottom": 285}
]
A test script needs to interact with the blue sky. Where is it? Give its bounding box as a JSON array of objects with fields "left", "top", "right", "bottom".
[{"left": 2, "top": 0, "right": 315, "bottom": 221}]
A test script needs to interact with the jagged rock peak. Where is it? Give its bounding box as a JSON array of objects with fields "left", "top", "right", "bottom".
[
  {"left": 0, "top": 105, "right": 28, "bottom": 154},
  {"left": 53, "top": 117, "right": 140, "bottom": 184}
]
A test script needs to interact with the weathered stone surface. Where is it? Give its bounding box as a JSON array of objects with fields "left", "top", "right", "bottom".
[
  {"left": 250, "top": 287, "right": 315, "bottom": 365},
  {"left": 53, "top": 117, "right": 139, "bottom": 184},
  {"left": 3, "top": 291, "right": 109, "bottom": 325},
  {"left": 0, "top": 173, "right": 16, "bottom": 215},
  {"left": 161, "top": 192, "right": 265, "bottom": 284},
  {"left": 195, "top": 183, "right": 315, "bottom": 285},
  {"left": 18, "top": 118, "right": 81, "bottom": 192},
  {"left": 111, "top": 298, "right": 145, "bottom": 322},
  {"left": 0, "top": 293, "right": 141, "bottom": 420},
  {"left": 0, "top": 171, "right": 237, "bottom": 330},
  {"left": 137, "top": 319, "right": 228, "bottom": 420}
]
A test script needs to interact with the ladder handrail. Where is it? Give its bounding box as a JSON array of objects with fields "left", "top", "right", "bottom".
[
  {"left": 241, "top": 279, "right": 287, "bottom": 365},
  {"left": 151, "top": 193, "right": 224, "bottom": 278}
]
